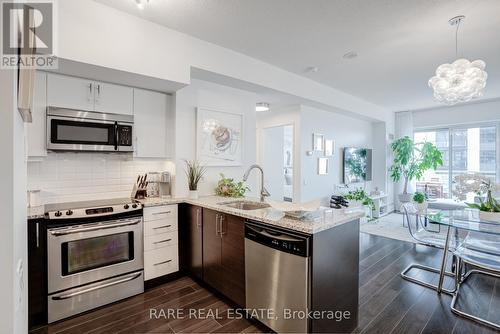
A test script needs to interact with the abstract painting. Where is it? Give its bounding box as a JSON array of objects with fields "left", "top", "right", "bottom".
[{"left": 196, "top": 107, "right": 243, "bottom": 166}]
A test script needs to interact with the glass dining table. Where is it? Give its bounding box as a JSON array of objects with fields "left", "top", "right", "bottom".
[{"left": 421, "top": 208, "right": 500, "bottom": 293}]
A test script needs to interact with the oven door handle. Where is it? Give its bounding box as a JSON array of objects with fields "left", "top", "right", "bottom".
[
  {"left": 51, "top": 272, "right": 142, "bottom": 300},
  {"left": 49, "top": 219, "right": 141, "bottom": 236}
]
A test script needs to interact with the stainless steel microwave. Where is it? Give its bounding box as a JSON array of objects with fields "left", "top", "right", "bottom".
[{"left": 46, "top": 107, "right": 134, "bottom": 152}]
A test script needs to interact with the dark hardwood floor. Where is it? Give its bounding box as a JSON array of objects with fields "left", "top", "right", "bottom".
[{"left": 31, "top": 233, "right": 500, "bottom": 334}]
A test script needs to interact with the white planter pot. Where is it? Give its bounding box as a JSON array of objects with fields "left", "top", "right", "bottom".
[
  {"left": 479, "top": 211, "right": 500, "bottom": 223},
  {"left": 398, "top": 193, "right": 413, "bottom": 203},
  {"left": 189, "top": 190, "right": 199, "bottom": 200},
  {"left": 414, "top": 201, "right": 428, "bottom": 213}
]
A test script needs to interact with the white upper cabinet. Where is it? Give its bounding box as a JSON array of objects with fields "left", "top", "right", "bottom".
[
  {"left": 47, "top": 73, "right": 94, "bottom": 111},
  {"left": 94, "top": 82, "right": 133, "bottom": 115},
  {"left": 47, "top": 73, "right": 133, "bottom": 115},
  {"left": 26, "top": 71, "right": 48, "bottom": 158},
  {"left": 134, "top": 89, "right": 172, "bottom": 158}
]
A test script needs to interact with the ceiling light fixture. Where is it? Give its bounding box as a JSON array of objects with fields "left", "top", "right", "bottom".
[
  {"left": 428, "top": 15, "right": 487, "bottom": 105},
  {"left": 256, "top": 102, "right": 270, "bottom": 112}
]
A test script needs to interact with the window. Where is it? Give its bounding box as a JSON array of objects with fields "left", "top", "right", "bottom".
[{"left": 414, "top": 124, "right": 498, "bottom": 200}]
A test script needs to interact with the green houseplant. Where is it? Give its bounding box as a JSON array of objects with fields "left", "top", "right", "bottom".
[
  {"left": 184, "top": 160, "right": 206, "bottom": 199},
  {"left": 466, "top": 180, "right": 500, "bottom": 223},
  {"left": 413, "top": 191, "right": 428, "bottom": 212},
  {"left": 215, "top": 174, "right": 250, "bottom": 198},
  {"left": 389, "top": 136, "right": 443, "bottom": 203},
  {"left": 345, "top": 189, "right": 374, "bottom": 217}
]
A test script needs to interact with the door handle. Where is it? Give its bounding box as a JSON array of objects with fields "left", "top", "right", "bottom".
[
  {"left": 153, "top": 224, "right": 172, "bottom": 230},
  {"left": 152, "top": 211, "right": 171, "bottom": 215},
  {"left": 88, "top": 83, "right": 93, "bottom": 102},
  {"left": 51, "top": 272, "right": 142, "bottom": 300},
  {"left": 153, "top": 238, "right": 172, "bottom": 244},
  {"left": 215, "top": 214, "right": 220, "bottom": 235},
  {"left": 196, "top": 208, "right": 202, "bottom": 229},
  {"left": 220, "top": 215, "right": 226, "bottom": 236},
  {"left": 154, "top": 259, "right": 172, "bottom": 266},
  {"left": 49, "top": 219, "right": 141, "bottom": 236}
]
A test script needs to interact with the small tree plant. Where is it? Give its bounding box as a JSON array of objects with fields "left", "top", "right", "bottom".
[{"left": 389, "top": 136, "right": 443, "bottom": 195}]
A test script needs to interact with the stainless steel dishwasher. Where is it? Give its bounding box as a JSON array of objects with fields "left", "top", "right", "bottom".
[{"left": 245, "top": 220, "right": 310, "bottom": 333}]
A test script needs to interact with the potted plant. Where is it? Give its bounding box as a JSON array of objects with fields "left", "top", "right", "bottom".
[
  {"left": 389, "top": 136, "right": 443, "bottom": 203},
  {"left": 345, "top": 189, "right": 374, "bottom": 217},
  {"left": 467, "top": 180, "right": 500, "bottom": 223},
  {"left": 184, "top": 160, "right": 206, "bottom": 199},
  {"left": 413, "top": 191, "right": 428, "bottom": 212},
  {"left": 214, "top": 174, "right": 250, "bottom": 198}
]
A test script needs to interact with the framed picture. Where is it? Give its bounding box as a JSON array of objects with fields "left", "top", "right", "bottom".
[
  {"left": 313, "top": 133, "right": 324, "bottom": 151},
  {"left": 324, "top": 139, "right": 335, "bottom": 156},
  {"left": 196, "top": 107, "right": 243, "bottom": 166},
  {"left": 318, "top": 157, "right": 329, "bottom": 175}
]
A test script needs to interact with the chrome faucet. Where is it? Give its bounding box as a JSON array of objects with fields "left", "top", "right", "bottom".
[{"left": 243, "top": 164, "right": 270, "bottom": 202}]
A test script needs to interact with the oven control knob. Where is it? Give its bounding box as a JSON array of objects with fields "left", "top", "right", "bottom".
[
  {"left": 66, "top": 210, "right": 73, "bottom": 216},
  {"left": 132, "top": 204, "right": 138, "bottom": 209},
  {"left": 124, "top": 204, "right": 129, "bottom": 209},
  {"left": 54, "top": 211, "right": 62, "bottom": 217}
]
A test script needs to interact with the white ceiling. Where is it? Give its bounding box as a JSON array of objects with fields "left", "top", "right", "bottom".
[{"left": 95, "top": 0, "right": 500, "bottom": 112}]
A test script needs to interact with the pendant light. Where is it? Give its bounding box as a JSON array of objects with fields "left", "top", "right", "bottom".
[{"left": 428, "top": 16, "right": 487, "bottom": 105}]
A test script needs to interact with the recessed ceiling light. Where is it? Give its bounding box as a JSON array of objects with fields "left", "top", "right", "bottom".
[
  {"left": 343, "top": 51, "right": 358, "bottom": 59},
  {"left": 256, "top": 102, "right": 270, "bottom": 112},
  {"left": 307, "top": 66, "right": 319, "bottom": 73}
]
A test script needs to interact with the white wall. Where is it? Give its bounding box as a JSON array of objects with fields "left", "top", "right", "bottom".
[
  {"left": 174, "top": 79, "right": 258, "bottom": 198},
  {"left": 27, "top": 154, "right": 175, "bottom": 204},
  {"left": 0, "top": 70, "right": 28, "bottom": 333},
  {"left": 300, "top": 105, "right": 375, "bottom": 203},
  {"left": 412, "top": 99, "right": 500, "bottom": 129},
  {"left": 56, "top": 0, "right": 391, "bottom": 122}
]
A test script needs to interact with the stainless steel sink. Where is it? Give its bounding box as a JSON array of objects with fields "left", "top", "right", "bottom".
[{"left": 218, "top": 200, "right": 271, "bottom": 210}]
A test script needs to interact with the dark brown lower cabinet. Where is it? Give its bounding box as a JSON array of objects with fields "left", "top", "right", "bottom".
[
  {"left": 181, "top": 205, "right": 203, "bottom": 280},
  {"left": 202, "top": 208, "right": 246, "bottom": 306}
]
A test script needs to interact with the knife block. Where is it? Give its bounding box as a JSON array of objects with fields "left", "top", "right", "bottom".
[{"left": 131, "top": 183, "right": 147, "bottom": 199}]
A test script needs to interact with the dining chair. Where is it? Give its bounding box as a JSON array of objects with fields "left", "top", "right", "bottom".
[
  {"left": 400, "top": 202, "right": 457, "bottom": 294},
  {"left": 451, "top": 231, "right": 500, "bottom": 330}
]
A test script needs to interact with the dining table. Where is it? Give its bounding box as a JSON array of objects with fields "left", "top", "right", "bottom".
[{"left": 421, "top": 208, "right": 500, "bottom": 293}]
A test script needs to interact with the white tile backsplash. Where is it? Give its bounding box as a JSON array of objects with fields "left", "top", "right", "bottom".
[{"left": 28, "top": 153, "right": 175, "bottom": 204}]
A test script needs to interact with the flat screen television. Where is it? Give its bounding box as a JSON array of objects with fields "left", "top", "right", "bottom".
[{"left": 343, "top": 147, "right": 372, "bottom": 184}]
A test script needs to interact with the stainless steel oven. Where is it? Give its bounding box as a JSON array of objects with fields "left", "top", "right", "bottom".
[
  {"left": 45, "top": 199, "right": 144, "bottom": 323},
  {"left": 46, "top": 107, "right": 134, "bottom": 152}
]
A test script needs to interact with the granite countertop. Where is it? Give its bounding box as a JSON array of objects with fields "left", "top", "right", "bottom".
[
  {"left": 139, "top": 196, "right": 364, "bottom": 234},
  {"left": 28, "top": 196, "right": 364, "bottom": 234}
]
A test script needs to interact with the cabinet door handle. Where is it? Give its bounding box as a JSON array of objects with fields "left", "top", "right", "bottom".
[
  {"left": 88, "top": 83, "right": 92, "bottom": 102},
  {"left": 215, "top": 214, "right": 220, "bottom": 235},
  {"left": 153, "top": 211, "right": 171, "bottom": 215},
  {"left": 36, "top": 222, "right": 40, "bottom": 248},
  {"left": 153, "top": 238, "right": 172, "bottom": 244},
  {"left": 154, "top": 259, "right": 172, "bottom": 266},
  {"left": 153, "top": 224, "right": 172, "bottom": 230},
  {"left": 220, "top": 215, "right": 226, "bottom": 236},
  {"left": 96, "top": 83, "right": 101, "bottom": 97},
  {"left": 196, "top": 208, "right": 202, "bottom": 229}
]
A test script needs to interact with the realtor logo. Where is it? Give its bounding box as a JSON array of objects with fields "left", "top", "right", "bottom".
[{"left": 1, "top": 1, "right": 57, "bottom": 69}]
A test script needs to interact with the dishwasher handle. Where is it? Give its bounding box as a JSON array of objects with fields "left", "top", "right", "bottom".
[{"left": 246, "top": 224, "right": 304, "bottom": 242}]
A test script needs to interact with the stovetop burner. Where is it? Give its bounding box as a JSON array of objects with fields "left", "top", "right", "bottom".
[{"left": 45, "top": 198, "right": 142, "bottom": 220}]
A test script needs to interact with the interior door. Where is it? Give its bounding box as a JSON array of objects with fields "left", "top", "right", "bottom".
[
  {"left": 202, "top": 209, "right": 222, "bottom": 290},
  {"left": 220, "top": 214, "right": 246, "bottom": 306},
  {"left": 47, "top": 73, "right": 94, "bottom": 111},
  {"left": 94, "top": 81, "right": 133, "bottom": 115}
]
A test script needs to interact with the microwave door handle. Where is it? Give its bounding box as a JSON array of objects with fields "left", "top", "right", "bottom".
[{"left": 114, "top": 122, "right": 118, "bottom": 151}]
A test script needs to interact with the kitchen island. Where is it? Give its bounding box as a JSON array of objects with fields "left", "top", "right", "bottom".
[{"left": 139, "top": 196, "right": 362, "bottom": 333}]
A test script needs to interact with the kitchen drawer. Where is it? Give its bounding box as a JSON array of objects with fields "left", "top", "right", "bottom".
[
  {"left": 144, "top": 231, "right": 178, "bottom": 251},
  {"left": 144, "top": 216, "right": 178, "bottom": 236},
  {"left": 144, "top": 246, "right": 179, "bottom": 280},
  {"left": 144, "top": 205, "right": 177, "bottom": 222}
]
